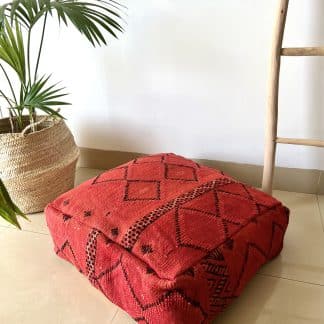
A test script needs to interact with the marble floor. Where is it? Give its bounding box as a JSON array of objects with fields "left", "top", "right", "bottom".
[{"left": 1, "top": 168, "right": 324, "bottom": 324}]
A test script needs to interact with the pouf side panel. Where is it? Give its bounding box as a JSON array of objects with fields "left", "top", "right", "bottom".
[
  {"left": 45, "top": 202, "right": 289, "bottom": 324},
  {"left": 45, "top": 205, "right": 88, "bottom": 273}
]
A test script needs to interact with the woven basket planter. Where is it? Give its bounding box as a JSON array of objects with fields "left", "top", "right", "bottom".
[{"left": 0, "top": 117, "right": 79, "bottom": 214}]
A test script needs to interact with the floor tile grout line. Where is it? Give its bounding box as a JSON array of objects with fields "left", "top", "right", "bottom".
[
  {"left": 21, "top": 229, "right": 49, "bottom": 236},
  {"left": 316, "top": 195, "right": 324, "bottom": 233},
  {"left": 110, "top": 308, "right": 120, "bottom": 323},
  {"left": 0, "top": 226, "right": 49, "bottom": 236},
  {"left": 257, "top": 273, "right": 324, "bottom": 287}
]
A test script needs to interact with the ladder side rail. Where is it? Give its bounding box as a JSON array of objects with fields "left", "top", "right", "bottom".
[{"left": 262, "top": 0, "right": 290, "bottom": 194}]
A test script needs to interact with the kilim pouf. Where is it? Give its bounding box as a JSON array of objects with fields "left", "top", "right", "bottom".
[{"left": 45, "top": 153, "right": 289, "bottom": 323}]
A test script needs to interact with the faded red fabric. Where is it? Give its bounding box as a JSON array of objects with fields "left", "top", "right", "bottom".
[{"left": 45, "top": 153, "right": 289, "bottom": 323}]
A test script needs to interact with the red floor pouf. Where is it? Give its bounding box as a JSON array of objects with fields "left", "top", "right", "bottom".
[{"left": 45, "top": 153, "right": 289, "bottom": 323}]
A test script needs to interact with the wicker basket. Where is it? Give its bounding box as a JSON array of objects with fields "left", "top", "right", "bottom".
[{"left": 0, "top": 116, "right": 79, "bottom": 213}]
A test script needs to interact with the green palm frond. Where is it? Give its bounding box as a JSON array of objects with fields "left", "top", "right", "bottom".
[
  {"left": 18, "top": 74, "right": 70, "bottom": 118},
  {"left": 0, "top": 17, "right": 26, "bottom": 83},
  {"left": 51, "top": 1, "right": 124, "bottom": 45},
  {"left": 0, "top": 0, "right": 50, "bottom": 29},
  {"left": 0, "top": 178, "right": 27, "bottom": 229},
  {"left": 0, "top": 0, "right": 124, "bottom": 45}
]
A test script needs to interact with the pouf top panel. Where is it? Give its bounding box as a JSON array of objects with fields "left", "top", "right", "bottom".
[{"left": 48, "top": 153, "right": 282, "bottom": 279}]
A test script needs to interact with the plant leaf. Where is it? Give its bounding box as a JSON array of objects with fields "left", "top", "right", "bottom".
[
  {"left": 0, "top": 178, "right": 28, "bottom": 229},
  {"left": 0, "top": 0, "right": 124, "bottom": 45},
  {"left": 19, "top": 75, "right": 70, "bottom": 117},
  {"left": 0, "top": 17, "right": 26, "bottom": 83}
]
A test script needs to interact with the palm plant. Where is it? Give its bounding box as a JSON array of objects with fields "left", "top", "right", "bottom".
[
  {"left": 0, "top": 0, "right": 124, "bottom": 227},
  {"left": 0, "top": 0, "right": 124, "bottom": 132}
]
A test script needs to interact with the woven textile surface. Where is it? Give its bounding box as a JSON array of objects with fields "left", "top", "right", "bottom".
[{"left": 45, "top": 153, "right": 289, "bottom": 323}]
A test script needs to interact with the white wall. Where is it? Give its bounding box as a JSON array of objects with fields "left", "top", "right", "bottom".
[{"left": 3, "top": 0, "right": 324, "bottom": 170}]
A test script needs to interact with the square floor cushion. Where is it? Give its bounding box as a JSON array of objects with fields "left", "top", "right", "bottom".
[{"left": 45, "top": 153, "right": 289, "bottom": 323}]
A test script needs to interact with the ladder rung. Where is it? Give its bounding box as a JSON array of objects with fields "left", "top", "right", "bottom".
[
  {"left": 276, "top": 137, "right": 324, "bottom": 147},
  {"left": 281, "top": 47, "right": 324, "bottom": 56}
]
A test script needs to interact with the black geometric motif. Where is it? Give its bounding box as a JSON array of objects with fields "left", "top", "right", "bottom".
[
  {"left": 86, "top": 229, "right": 100, "bottom": 281},
  {"left": 268, "top": 221, "right": 286, "bottom": 259},
  {"left": 111, "top": 228, "right": 119, "bottom": 236},
  {"left": 133, "top": 317, "right": 149, "bottom": 324},
  {"left": 175, "top": 207, "right": 210, "bottom": 253},
  {"left": 92, "top": 166, "right": 128, "bottom": 185},
  {"left": 84, "top": 210, "right": 92, "bottom": 217},
  {"left": 202, "top": 246, "right": 233, "bottom": 315},
  {"left": 105, "top": 237, "right": 113, "bottom": 245},
  {"left": 217, "top": 184, "right": 270, "bottom": 216},
  {"left": 133, "top": 155, "right": 166, "bottom": 164},
  {"left": 56, "top": 240, "right": 80, "bottom": 271},
  {"left": 63, "top": 214, "right": 72, "bottom": 222},
  {"left": 203, "top": 262, "right": 227, "bottom": 276},
  {"left": 205, "top": 248, "right": 225, "bottom": 261},
  {"left": 221, "top": 219, "right": 241, "bottom": 239},
  {"left": 85, "top": 231, "right": 123, "bottom": 285},
  {"left": 120, "top": 262, "right": 207, "bottom": 320},
  {"left": 141, "top": 244, "right": 153, "bottom": 254},
  {"left": 124, "top": 180, "right": 161, "bottom": 201},
  {"left": 164, "top": 163, "right": 198, "bottom": 182},
  {"left": 233, "top": 242, "right": 267, "bottom": 294},
  {"left": 96, "top": 257, "right": 122, "bottom": 280}
]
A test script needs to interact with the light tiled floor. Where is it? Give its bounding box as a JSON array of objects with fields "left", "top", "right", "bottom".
[{"left": 1, "top": 168, "right": 324, "bottom": 324}]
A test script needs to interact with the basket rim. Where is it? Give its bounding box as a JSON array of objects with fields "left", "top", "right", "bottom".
[{"left": 0, "top": 116, "right": 63, "bottom": 138}]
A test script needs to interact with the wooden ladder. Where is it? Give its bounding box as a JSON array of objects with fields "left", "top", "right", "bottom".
[{"left": 262, "top": 0, "right": 324, "bottom": 194}]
